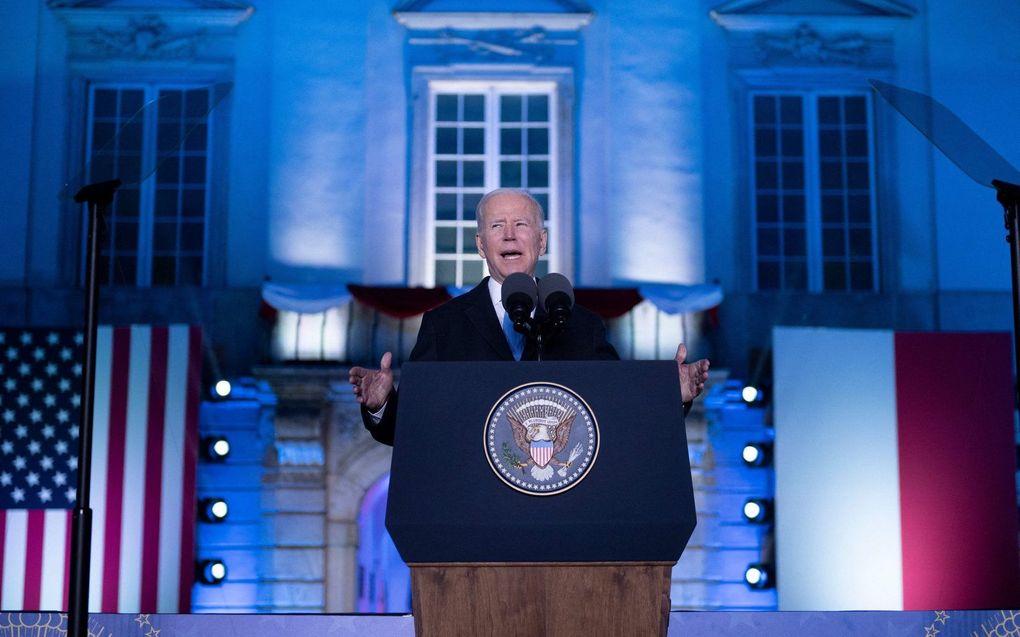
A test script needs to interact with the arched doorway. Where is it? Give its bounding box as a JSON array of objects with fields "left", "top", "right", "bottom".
[{"left": 356, "top": 474, "right": 410, "bottom": 613}]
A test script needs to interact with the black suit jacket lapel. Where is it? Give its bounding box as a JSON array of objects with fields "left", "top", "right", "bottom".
[{"left": 463, "top": 278, "right": 514, "bottom": 360}]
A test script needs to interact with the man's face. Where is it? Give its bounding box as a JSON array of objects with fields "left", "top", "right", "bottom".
[{"left": 475, "top": 192, "right": 548, "bottom": 284}]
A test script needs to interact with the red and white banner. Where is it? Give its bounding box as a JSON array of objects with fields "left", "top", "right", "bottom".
[
  {"left": 0, "top": 325, "right": 200, "bottom": 612},
  {"left": 774, "top": 327, "right": 1020, "bottom": 610}
]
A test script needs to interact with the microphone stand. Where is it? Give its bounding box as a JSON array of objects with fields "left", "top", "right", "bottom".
[
  {"left": 68, "top": 179, "right": 120, "bottom": 637},
  {"left": 535, "top": 304, "right": 571, "bottom": 363},
  {"left": 509, "top": 313, "right": 541, "bottom": 361},
  {"left": 534, "top": 274, "right": 573, "bottom": 363}
]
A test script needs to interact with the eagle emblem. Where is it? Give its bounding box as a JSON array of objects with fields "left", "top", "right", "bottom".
[{"left": 484, "top": 383, "right": 599, "bottom": 496}]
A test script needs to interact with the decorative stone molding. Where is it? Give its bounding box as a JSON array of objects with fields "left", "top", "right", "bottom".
[
  {"left": 710, "top": 0, "right": 915, "bottom": 32},
  {"left": 393, "top": 0, "right": 592, "bottom": 31},
  {"left": 756, "top": 23, "right": 867, "bottom": 65},
  {"left": 88, "top": 14, "right": 205, "bottom": 59},
  {"left": 48, "top": 1, "right": 253, "bottom": 28},
  {"left": 394, "top": 11, "right": 592, "bottom": 31},
  {"left": 49, "top": 0, "right": 253, "bottom": 63},
  {"left": 408, "top": 27, "right": 578, "bottom": 61}
]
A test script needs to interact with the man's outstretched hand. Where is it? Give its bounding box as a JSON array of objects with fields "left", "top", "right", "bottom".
[
  {"left": 676, "top": 344, "right": 710, "bottom": 403},
  {"left": 349, "top": 352, "right": 394, "bottom": 412}
]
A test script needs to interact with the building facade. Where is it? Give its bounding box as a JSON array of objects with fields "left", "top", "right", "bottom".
[{"left": 1, "top": 0, "right": 1017, "bottom": 613}]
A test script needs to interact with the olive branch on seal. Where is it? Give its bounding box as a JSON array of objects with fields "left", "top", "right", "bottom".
[{"left": 501, "top": 442, "right": 527, "bottom": 472}]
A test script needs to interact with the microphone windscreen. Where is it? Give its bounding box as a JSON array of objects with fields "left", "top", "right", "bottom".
[
  {"left": 538, "top": 273, "right": 574, "bottom": 311},
  {"left": 501, "top": 272, "right": 538, "bottom": 311}
]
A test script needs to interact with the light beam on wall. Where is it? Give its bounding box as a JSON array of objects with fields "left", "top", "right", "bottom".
[
  {"left": 266, "top": 7, "right": 368, "bottom": 277},
  {"left": 608, "top": 4, "right": 705, "bottom": 285}
]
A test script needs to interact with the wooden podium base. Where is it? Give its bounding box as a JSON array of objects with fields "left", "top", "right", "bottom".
[{"left": 409, "top": 562, "right": 674, "bottom": 637}]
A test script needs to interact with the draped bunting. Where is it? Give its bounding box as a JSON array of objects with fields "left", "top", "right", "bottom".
[
  {"left": 347, "top": 285, "right": 453, "bottom": 319},
  {"left": 261, "top": 282, "right": 352, "bottom": 314},
  {"left": 638, "top": 283, "right": 724, "bottom": 316},
  {"left": 573, "top": 288, "right": 644, "bottom": 320},
  {"left": 262, "top": 282, "right": 724, "bottom": 321}
]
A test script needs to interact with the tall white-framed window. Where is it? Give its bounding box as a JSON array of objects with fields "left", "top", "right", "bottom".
[
  {"left": 85, "top": 83, "right": 212, "bottom": 287},
  {"left": 750, "top": 90, "right": 878, "bottom": 292},
  {"left": 424, "top": 80, "right": 559, "bottom": 287}
]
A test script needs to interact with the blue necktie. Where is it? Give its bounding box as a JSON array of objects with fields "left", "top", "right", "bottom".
[{"left": 502, "top": 310, "right": 525, "bottom": 361}]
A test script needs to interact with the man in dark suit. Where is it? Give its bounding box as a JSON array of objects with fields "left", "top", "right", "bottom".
[{"left": 349, "top": 188, "right": 709, "bottom": 445}]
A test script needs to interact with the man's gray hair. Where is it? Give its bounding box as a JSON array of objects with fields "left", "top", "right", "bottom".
[{"left": 475, "top": 188, "right": 546, "bottom": 232}]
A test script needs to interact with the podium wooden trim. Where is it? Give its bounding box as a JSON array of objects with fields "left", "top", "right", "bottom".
[{"left": 409, "top": 562, "right": 674, "bottom": 637}]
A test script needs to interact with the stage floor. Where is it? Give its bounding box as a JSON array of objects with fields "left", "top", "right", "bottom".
[{"left": 1, "top": 609, "right": 1016, "bottom": 635}]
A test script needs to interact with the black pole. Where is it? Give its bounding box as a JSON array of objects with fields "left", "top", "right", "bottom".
[
  {"left": 68, "top": 179, "right": 120, "bottom": 637},
  {"left": 993, "top": 179, "right": 1020, "bottom": 407}
]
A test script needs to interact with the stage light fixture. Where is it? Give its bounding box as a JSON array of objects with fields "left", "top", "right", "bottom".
[
  {"left": 744, "top": 563, "right": 774, "bottom": 590},
  {"left": 201, "top": 436, "right": 230, "bottom": 462},
  {"left": 197, "top": 559, "right": 227, "bottom": 585},
  {"left": 742, "top": 497, "right": 773, "bottom": 524},
  {"left": 213, "top": 379, "right": 232, "bottom": 398},
  {"left": 741, "top": 442, "right": 773, "bottom": 468},
  {"left": 741, "top": 385, "right": 760, "bottom": 403},
  {"left": 199, "top": 497, "right": 229, "bottom": 523}
]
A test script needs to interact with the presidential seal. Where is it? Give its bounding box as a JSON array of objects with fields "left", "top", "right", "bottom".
[{"left": 484, "top": 382, "right": 599, "bottom": 496}]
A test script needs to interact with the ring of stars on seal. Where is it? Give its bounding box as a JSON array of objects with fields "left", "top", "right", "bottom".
[{"left": 483, "top": 382, "right": 599, "bottom": 496}]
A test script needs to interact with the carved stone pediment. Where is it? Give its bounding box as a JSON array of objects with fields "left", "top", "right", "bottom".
[
  {"left": 756, "top": 23, "right": 868, "bottom": 65},
  {"left": 49, "top": 0, "right": 253, "bottom": 62},
  {"left": 710, "top": 0, "right": 915, "bottom": 31},
  {"left": 393, "top": 0, "right": 593, "bottom": 31},
  {"left": 709, "top": 0, "right": 908, "bottom": 67},
  {"left": 90, "top": 14, "right": 204, "bottom": 59},
  {"left": 49, "top": 0, "right": 249, "bottom": 7},
  {"left": 408, "top": 27, "right": 579, "bottom": 63}
]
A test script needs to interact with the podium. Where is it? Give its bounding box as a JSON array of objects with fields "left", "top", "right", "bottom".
[{"left": 387, "top": 361, "right": 697, "bottom": 636}]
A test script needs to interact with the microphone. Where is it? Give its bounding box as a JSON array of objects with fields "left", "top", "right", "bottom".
[
  {"left": 501, "top": 273, "right": 538, "bottom": 333},
  {"left": 538, "top": 273, "right": 574, "bottom": 331}
]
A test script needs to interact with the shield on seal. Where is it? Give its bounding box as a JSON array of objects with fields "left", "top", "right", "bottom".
[{"left": 530, "top": 440, "right": 554, "bottom": 468}]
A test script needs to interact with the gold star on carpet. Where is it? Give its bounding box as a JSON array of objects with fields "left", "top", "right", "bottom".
[
  {"left": 146, "top": 627, "right": 161, "bottom": 637},
  {"left": 924, "top": 624, "right": 939, "bottom": 637},
  {"left": 933, "top": 610, "right": 949, "bottom": 625},
  {"left": 134, "top": 614, "right": 151, "bottom": 628}
]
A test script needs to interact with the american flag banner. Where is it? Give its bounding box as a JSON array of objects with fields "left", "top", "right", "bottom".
[{"left": 0, "top": 325, "right": 201, "bottom": 613}]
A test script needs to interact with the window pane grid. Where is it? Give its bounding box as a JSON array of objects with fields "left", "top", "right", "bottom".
[
  {"left": 429, "top": 86, "right": 555, "bottom": 287},
  {"left": 751, "top": 91, "right": 876, "bottom": 292},
  {"left": 816, "top": 95, "right": 874, "bottom": 292},
  {"left": 88, "top": 88, "right": 145, "bottom": 286},
  {"left": 86, "top": 84, "right": 211, "bottom": 287},
  {"left": 432, "top": 93, "right": 487, "bottom": 287},
  {"left": 152, "top": 88, "right": 209, "bottom": 286},
  {"left": 752, "top": 94, "right": 808, "bottom": 291}
]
